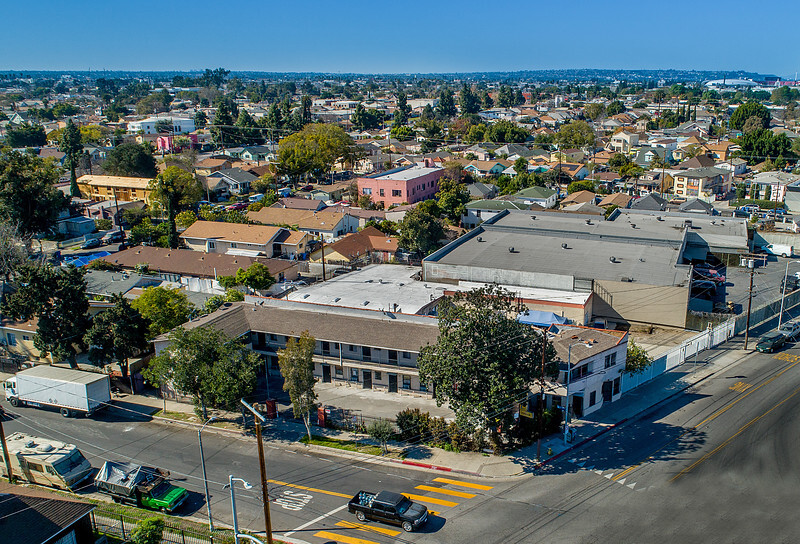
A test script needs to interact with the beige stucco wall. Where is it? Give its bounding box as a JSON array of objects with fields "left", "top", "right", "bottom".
[{"left": 593, "top": 280, "right": 688, "bottom": 329}]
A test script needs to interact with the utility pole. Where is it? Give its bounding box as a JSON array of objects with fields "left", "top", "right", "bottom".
[
  {"left": 240, "top": 400, "right": 273, "bottom": 544},
  {"left": 0, "top": 417, "right": 14, "bottom": 482},
  {"left": 320, "top": 237, "right": 326, "bottom": 281},
  {"left": 536, "top": 330, "right": 547, "bottom": 462},
  {"left": 743, "top": 259, "right": 755, "bottom": 349}
]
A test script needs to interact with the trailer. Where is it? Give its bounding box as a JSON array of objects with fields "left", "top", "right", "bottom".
[
  {"left": 4, "top": 366, "right": 111, "bottom": 417},
  {"left": 95, "top": 461, "right": 189, "bottom": 512}
]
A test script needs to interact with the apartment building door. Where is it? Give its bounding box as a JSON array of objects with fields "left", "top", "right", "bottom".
[
  {"left": 388, "top": 373, "right": 398, "bottom": 393},
  {"left": 322, "top": 364, "right": 331, "bottom": 383},
  {"left": 362, "top": 370, "right": 372, "bottom": 389}
]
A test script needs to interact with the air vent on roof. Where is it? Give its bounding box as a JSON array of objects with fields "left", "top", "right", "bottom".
[
  {"left": 630, "top": 224, "right": 636, "bottom": 229},
  {"left": 303, "top": 294, "right": 310, "bottom": 299},
  {"left": 477, "top": 236, "right": 484, "bottom": 242},
  {"left": 531, "top": 215, "right": 536, "bottom": 220},
  {"left": 334, "top": 297, "right": 341, "bottom": 302},
  {"left": 363, "top": 301, "right": 369, "bottom": 306},
  {"left": 25, "top": 440, "right": 36, "bottom": 449},
  {"left": 621, "top": 277, "right": 634, "bottom": 282},
  {"left": 656, "top": 216, "right": 663, "bottom": 221},
  {"left": 398, "top": 283, "right": 404, "bottom": 286},
  {"left": 508, "top": 247, "right": 516, "bottom": 253},
  {"left": 609, "top": 256, "right": 617, "bottom": 263},
  {"left": 639, "top": 258, "right": 645, "bottom": 262},
  {"left": 562, "top": 243, "right": 568, "bottom": 249},
  {"left": 571, "top": 335, "right": 579, "bottom": 340},
  {"left": 585, "top": 219, "right": 592, "bottom": 225}
]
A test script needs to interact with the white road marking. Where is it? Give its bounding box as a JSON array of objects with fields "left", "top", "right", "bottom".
[
  {"left": 627, "top": 483, "right": 637, "bottom": 489},
  {"left": 617, "top": 478, "right": 626, "bottom": 485},
  {"left": 283, "top": 504, "right": 348, "bottom": 537},
  {"left": 604, "top": 473, "right": 613, "bottom": 479}
]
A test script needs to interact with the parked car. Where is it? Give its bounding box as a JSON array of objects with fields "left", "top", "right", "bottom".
[
  {"left": 755, "top": 331, "right": 787, "bottom": 353},
  {"left": 759, "top": 243, "right": 794, "bottom": 258},
  {"left": 778, "top": 320, "right": 800, "bottom": 340},
  {"left": 348, "top": 490, "right": 428, "bottom": 532},
  {"left": 95, "top": 461, "right": 188, "bottom": 513},
  {"left": 80, "top": 238, "right": 101, "bottom": 249},
  {"left": 780, "top": 276, "right": 799, "bottom": 293},
  {"left": 102, "top": 230, "right": 125, "bottom": 244},
  {"left": 694, "top": 268, "right": 726, "bottom": 284}
]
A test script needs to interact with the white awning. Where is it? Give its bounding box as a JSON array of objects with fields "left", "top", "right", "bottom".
[{"left": 225, "top": 249, "right": 264, "bottom": 257}]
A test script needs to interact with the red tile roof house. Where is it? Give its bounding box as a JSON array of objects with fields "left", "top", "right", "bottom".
[{"left": 357, "top": 165, "right": 444, "bottom": 208}]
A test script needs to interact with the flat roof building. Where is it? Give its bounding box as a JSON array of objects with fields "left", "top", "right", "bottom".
[{"left": 357, "top": 165, "right": 444, "bottom": 208}]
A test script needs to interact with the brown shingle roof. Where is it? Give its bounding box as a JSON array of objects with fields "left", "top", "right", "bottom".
[
  {"left": 321, "top": 226, "right": 398, "bottom": 259},
  {"left": 561, "top": 190, "right": 596, "bottom": 205},
  {"left": 107, "top": 246, "right": 295, "bottom": 278},
  {"left": 0, "top": 482, "right": 95, "bottom": 544},
  {"left": 248, "top": 208, "right": 349, "bottom": 231},
  {"left": 180, "top": 220, "right": 284, "bottom": 245}
]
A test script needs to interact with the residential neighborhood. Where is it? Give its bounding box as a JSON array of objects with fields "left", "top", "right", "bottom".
[{"left": 1, "top": 7, "right": 800, "bottom": 542}]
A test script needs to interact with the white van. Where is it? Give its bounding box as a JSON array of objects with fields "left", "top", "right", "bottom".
[
  {"left": 249, "top": 193, "right": 265, "bottom": 203},
  {"left": 761, "top": 243, "right": 794, "bottom": 258}
]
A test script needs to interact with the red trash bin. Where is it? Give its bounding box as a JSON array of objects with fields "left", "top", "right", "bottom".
[
  {"left": 317, "top": 406, "right": 326, "bottom": 427},
  {"left": 265, "top": 399, "right": 277, "bottom": 419}
]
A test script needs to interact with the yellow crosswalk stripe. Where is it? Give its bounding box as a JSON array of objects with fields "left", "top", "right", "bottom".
[
  {"left": 402, "top": 493, "right": 459, "bottom": 507},
  {"left": 335, "top": 520, "right": 401, "bottom": 537},
  {"left": 415, "top": 484, "right": 476, "bottom": 498},
  {"left": 267, "top": 479, "right": 351, "bottom": 498},
  {"left": 314, "top": 531, "right": 379, "bottom": 544},
  {"left": 729, "top": 381, "right": 753, "bottom": 393},
  {"left": 432, "top": 477, "right": 493, "bottom": 490}
]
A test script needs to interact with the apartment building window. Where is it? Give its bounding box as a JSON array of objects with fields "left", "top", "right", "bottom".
[
  {"left": 6, "top": 333, "right": 16, "bottom": 346},
  {"left": 362, "top": 188, "right": 372, "bottom": 195},
  {"left": 208, "top": 240, "right": 216, "bottom": 250},
  {"left": 335, "top": 366, "right": 343, "bottom": 378},
  {"left": 379, "top": 189, "right": 385, "bottom": 197},
  {"left": 604, "top": 352, "right": 617, "bottom": 369},
  {"left": 419, "top": 383, "right": 427, "bottom": 392},
  {"left": 362, "top": 347, "right": 371, "bottom": 362},
  {"left": 392, "top": 189, "right": 402, "bottom": 197},
  {"left": 589, "top": 391, "right": 596, "bottom": 407},
  {"left": 571, "top": 364, "right": 589, "bottom": 380},
  {"left": 22, "top": 335, "right": 30, "bottom": 341},
  {"left": 231, "top": 242, "right": 238, "bottom": 249},
  {"left": 402, "top": 352, "right": 411, "bottom": 359},
  {"left": 402, "top": 375, "right": 411, "bottom": 389},
  {"left": 374, "top": 371, "right": 382, "bottom": 380},
  {"left": 269, "top": 334, "right": 277, "bottom": 341},
  {"left": 476, "top": 210, "right": 481, "bottom": 218},
  {"left": 350, "top": 369, "right": 359, "bottom": 382}
]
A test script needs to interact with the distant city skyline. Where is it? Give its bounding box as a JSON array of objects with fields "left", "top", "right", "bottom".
[{"left": 3, "top": 0, "right": 798, "bottom": 77}]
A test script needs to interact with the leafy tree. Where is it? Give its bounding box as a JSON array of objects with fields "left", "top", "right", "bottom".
[
  {"left": 625, "top": 340, "right": 653, "bottom": 375},
  {"left": 394, "top": 91, "right": 411, "bottom": 126},
  {"left": 278, "top": 331, "right": 317, "bottom": 443},
  {"left": 84, "top": 294, "right": 149, "bottom": 378},
  {"left": 104, "top": 143, "right": 158, "bottom": 178},
  {"left": 496, "top": 85, "right": 514, "bottom": 108},
  {"left": 608, "top": 153, "right": 630, "bottom": 170},
  {"left": 278, "top": 124, "right": 357, "bottom": 180},
  {"left": 567, "top": 180, "right": 595, "bottom": 194},
  {"left": 417, "top": 285, "right": 556, "bottom": 446},
  {"left": 729, "top": 101, "right": 770, "bottom": 131},
  {"left": 459, "top": 84, "right": 480, "bottom": 116},
  {"left": 130, "top": 517, "right": 164, "bottom": 544},
  {"left": 145, "top": 326, "right": 260, "bottom": 418},
  {"left": 0, "top": 151, "right": 68, "bottom": 238},
  {"left": 619, "top": 163, "right": 645, "bottom": 179},
  {"left": 135, "top": 90, "right": 171, "bottom": 115},
  {"left": 301, "top": 95, "right": 313, "bottom": 125},
  {"left": 6, "top": 123, "right": 47, "bottom": 148},
  {"left": 481, "top": 90, "right": 494, "bottom": 110},
  {"left": 175, "top": 210, "right": 197, "bottom": 229},
  {"left": 194, "top": 110, "right": 207, "bottom": 129},
  {"left": 211, "top": 98, "right": 237, "bottom": 145},
  {"left": 351, "top": 104, "right": 380, "bottom": 130},
  {"left": 397, "top": 206, "right": 445, "bottom": 255},
  {"left": 59, "top": 119, "right": 83, "bottom": 198},
  {"left": 734, "top": 129, "right": 793, "bottom": 165},
  {"left": 94, "top": 218, "right": 112, "bottom": 231},
  {"left": 513, "top": 157, "right": 528, "bottom": 177},
  {"left": 150, "top": 166, "right": 202, "bottom": 248},
  {"left": 606, "top": 100, "right": 626, "bottom": 116},
  {"left": 367, "top": 419, "right": 395, "bottom": 455},
  {"left": 436, "top": 89, "right": 457, "bottom": 118},
  {"left": 204, "top": 288, "right": 245, "bottom": 314},
  {"left": 131, "top": 286, "right": 194, "bottom": 338},
  {"left": 217, "top": 262, "right": 276, "bottom": 291},
  {"left": 362, "top": 219, "right": 399, "bottom": 235},
  {"left": 2, "top": 264, "right": 89, "bottom": 368},
  {"left": 485, "top": 120, "right": 529, "bottom": 143},
  {"left": 0, "top": 221, "right": 29, "bottom": 283},
  {"left": 583, "top": 103, "right": 605, "bottom": 121},
  {"left": 390, "top": 125, "right": 414, "bottom": 140},
  {"left": 436, "top": 179, "right": 470, "bottom": 224},
  {"left": 556, "top": 121, "right": 596, "bottom": 149},
  {"left": 742, "top": 116, "right": 766, "bottom": 134},
  {"left": 771, "top": 86, "right": 800, "bottom": 105}
]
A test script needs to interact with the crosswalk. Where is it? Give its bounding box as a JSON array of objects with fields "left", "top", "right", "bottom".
[{"left": 309, "top": 476, "right": 494, "bottom": 544}]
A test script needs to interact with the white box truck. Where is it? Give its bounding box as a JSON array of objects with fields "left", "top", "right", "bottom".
[{"left": 4, "top": 366, "right": 111, "bottom": 417}]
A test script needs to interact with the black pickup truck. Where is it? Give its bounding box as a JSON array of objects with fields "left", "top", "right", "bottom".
[{"left": 348, "top": 490, "right": 428, "bottom": 532}]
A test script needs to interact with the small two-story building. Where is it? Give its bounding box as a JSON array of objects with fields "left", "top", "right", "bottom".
[{"left": 357, "top": 165, "right": 444, "bottom": 208}]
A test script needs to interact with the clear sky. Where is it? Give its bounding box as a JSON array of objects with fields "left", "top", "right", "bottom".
[{"left": 3, "top": 0, "right": 798, "bottom": 77}]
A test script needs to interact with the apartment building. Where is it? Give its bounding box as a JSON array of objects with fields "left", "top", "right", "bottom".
[{"left": 76, "top": 175, "right": 153, "bottom": 205}]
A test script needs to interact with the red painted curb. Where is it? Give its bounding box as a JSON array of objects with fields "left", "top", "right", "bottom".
[{"left": 401, "top": 459, "right": 452, "bottom": 472}]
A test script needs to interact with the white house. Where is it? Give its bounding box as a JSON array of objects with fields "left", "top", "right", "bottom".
[{"left": 127, "top": 116, "right": 196, "bottom": 135}]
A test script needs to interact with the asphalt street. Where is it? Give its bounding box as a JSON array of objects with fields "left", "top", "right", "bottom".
[{"left": 4, "top": 341, "right": 800, "bottom": 544}]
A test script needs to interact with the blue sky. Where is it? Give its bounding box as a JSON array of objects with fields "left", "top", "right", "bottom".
[{"left": 3, "top": 1, "right": 798, "bottom": 76}]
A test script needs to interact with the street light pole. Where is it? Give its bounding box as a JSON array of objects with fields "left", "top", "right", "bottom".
[
  {"left": 198, "top": 416, "right": 218, "bottom": 531},
  {"left": 225, "top": 475, "right": 253, "bottom": 544}
]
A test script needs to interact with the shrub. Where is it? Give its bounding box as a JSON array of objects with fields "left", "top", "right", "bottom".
[
  {"left": 395, "top": 408, "right": 431, "bottom": 442},
  {"left": 95, "top": 218, "right": 113, "bottom": 231},
  {"left": 367, "top": 419, "right": 395, "bottom": 454},
  {"left": 130, "top": 517, "right": 164, "bottom": 544},
  {"left": 87, "top": 259, "right": 121, "bottom": 272}
]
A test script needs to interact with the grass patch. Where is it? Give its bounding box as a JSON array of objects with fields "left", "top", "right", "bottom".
[
  {"left": 300, "top": 434, "right": 402, "bottom": 457},
  {"left": 152, "top": 409, "right": 198, "bottom": 423}
]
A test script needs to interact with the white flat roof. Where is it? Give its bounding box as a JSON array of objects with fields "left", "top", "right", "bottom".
[{"left": 374, "top": 167, "right": 441, "bottom": 181}]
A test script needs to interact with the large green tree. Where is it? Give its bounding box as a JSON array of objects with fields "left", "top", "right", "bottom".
[
  {"left": 436, "top": 89, "right": 457, "bottom": 118},
  {"left": 84, "top": 294, "right": 149, "bottom": 379},
  {"left": 145, "top": 326, "right": 260, "bottom": 418},
  {"left": 556, "top": 120, "right": 596, "bottom": 149},
  {"left": 397, "top": 206, "right": 445, "bottom": 255},
  {"left": 351, "top": 104, "right": 381, "bottom": 130},
  {"left": 417, "top": 285, "right": 556, "bottom": 445},
  {"left": 149, "top": 166, "right": 202, "bottom": 248},
  {"left": 131, "top": 286, "right": 194, "bottom": 338},
  {"left": 394, "top": 91, "right": 411, "bottom": 126},
  {"left": 59, "top": 119, "right": 84, "bottom": 198},
  {"left": 729, "top": 101, "right": 770, "bottom": 131},
  {"left": 217, "top": 262, "right": 276, "bottom": 291},
  {"left": 278, "top": 331, "right": 317, "bottom": 443},
  {"left": 2, "top": 264, "right": 89, "bottom": 368},
  {"left": 459, "top": 84, "right": 481, "bottom": 116},
  {"left": 436, "top": 179, "right": 470, "bottom": 225},
  {"left": 278, "top": 124, "right": 356, "bottom": 180},
  {"left": 0, "top": 151, "right": 68, "bottom": 239},
  {"left": 485, "top": 120, "right": 529, "bottom": 143},
  {"left": 734, "top": 129, "right": 793, "bottom": 165},
  {"left": 6, "top": 123, "right": 47, "bottom": 148},
  {"left": 104, "top": 143, "right": 158, "bottom": 178}
]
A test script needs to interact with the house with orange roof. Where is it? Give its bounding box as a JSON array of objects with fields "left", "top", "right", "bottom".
[
  {"left": 561, "top": 190, "right": 596, "bottom": 206},
  {"left": 309, "top": 226, "right": 399, "bottom": 264}
]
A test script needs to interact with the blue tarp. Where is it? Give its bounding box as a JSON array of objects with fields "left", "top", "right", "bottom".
[
  {"left": 517, "top": 310, "right": 568, "bottom": 327},
  {"left": 62, "top": 251, "right": 112, "bottom": 267}
]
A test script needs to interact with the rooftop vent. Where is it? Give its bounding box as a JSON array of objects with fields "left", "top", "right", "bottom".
[
  {"left": 398, "top": 282, "right": 404, "bottom": 286},
  {"left": 621, "top": 277, "right": 634, "bottom": 282},
  {"left": 508, "top": 247, "right": 516, "bottom": 253},
  {"left": 562, "top": 243, "right": 568, "bottom": 249},
  {"left": 639, "top": 258, "right": 645, "bottom": 262},
  {"left": 571, "top": 335, "right": 579, "bottom": 340},
  {"left": 363, "top": 301, "right": 369, "bottom": 306},
  {"left": 531, "top": 215, "right": 536, "bottom": 220},
  {"left": 630, "top": 224, "right": 636, "bottom": 229},
  {"left": 656, "top": 216, "right": 663, "bottom": 221},
  {"left": 609, "top": 256, "right": 617, "bottom": 263},
  {"left": 333, "top": 297, "right": 341, "bottom": 302},
  {"left": 585, "top": 219, "right": 592, "bottom": 225},
  {"left": 477, "top": 236, "right": 484, "bottom": 242},
  {"left": 303, "top": 294, "right": 310, "bottom": 299},
  {"left": 25, "top": 441, "right": 36, "bottom": 449}
]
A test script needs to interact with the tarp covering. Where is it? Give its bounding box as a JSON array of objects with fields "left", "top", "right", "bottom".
[
  {"left": 517, "top": 310, "right": 568, "bottom": 327},
  {"left": 94, "top": 461, "right": 163, "bottom": 497},
  {"left": 62, "top": 251, "right": 112, "bottom": 268}
]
